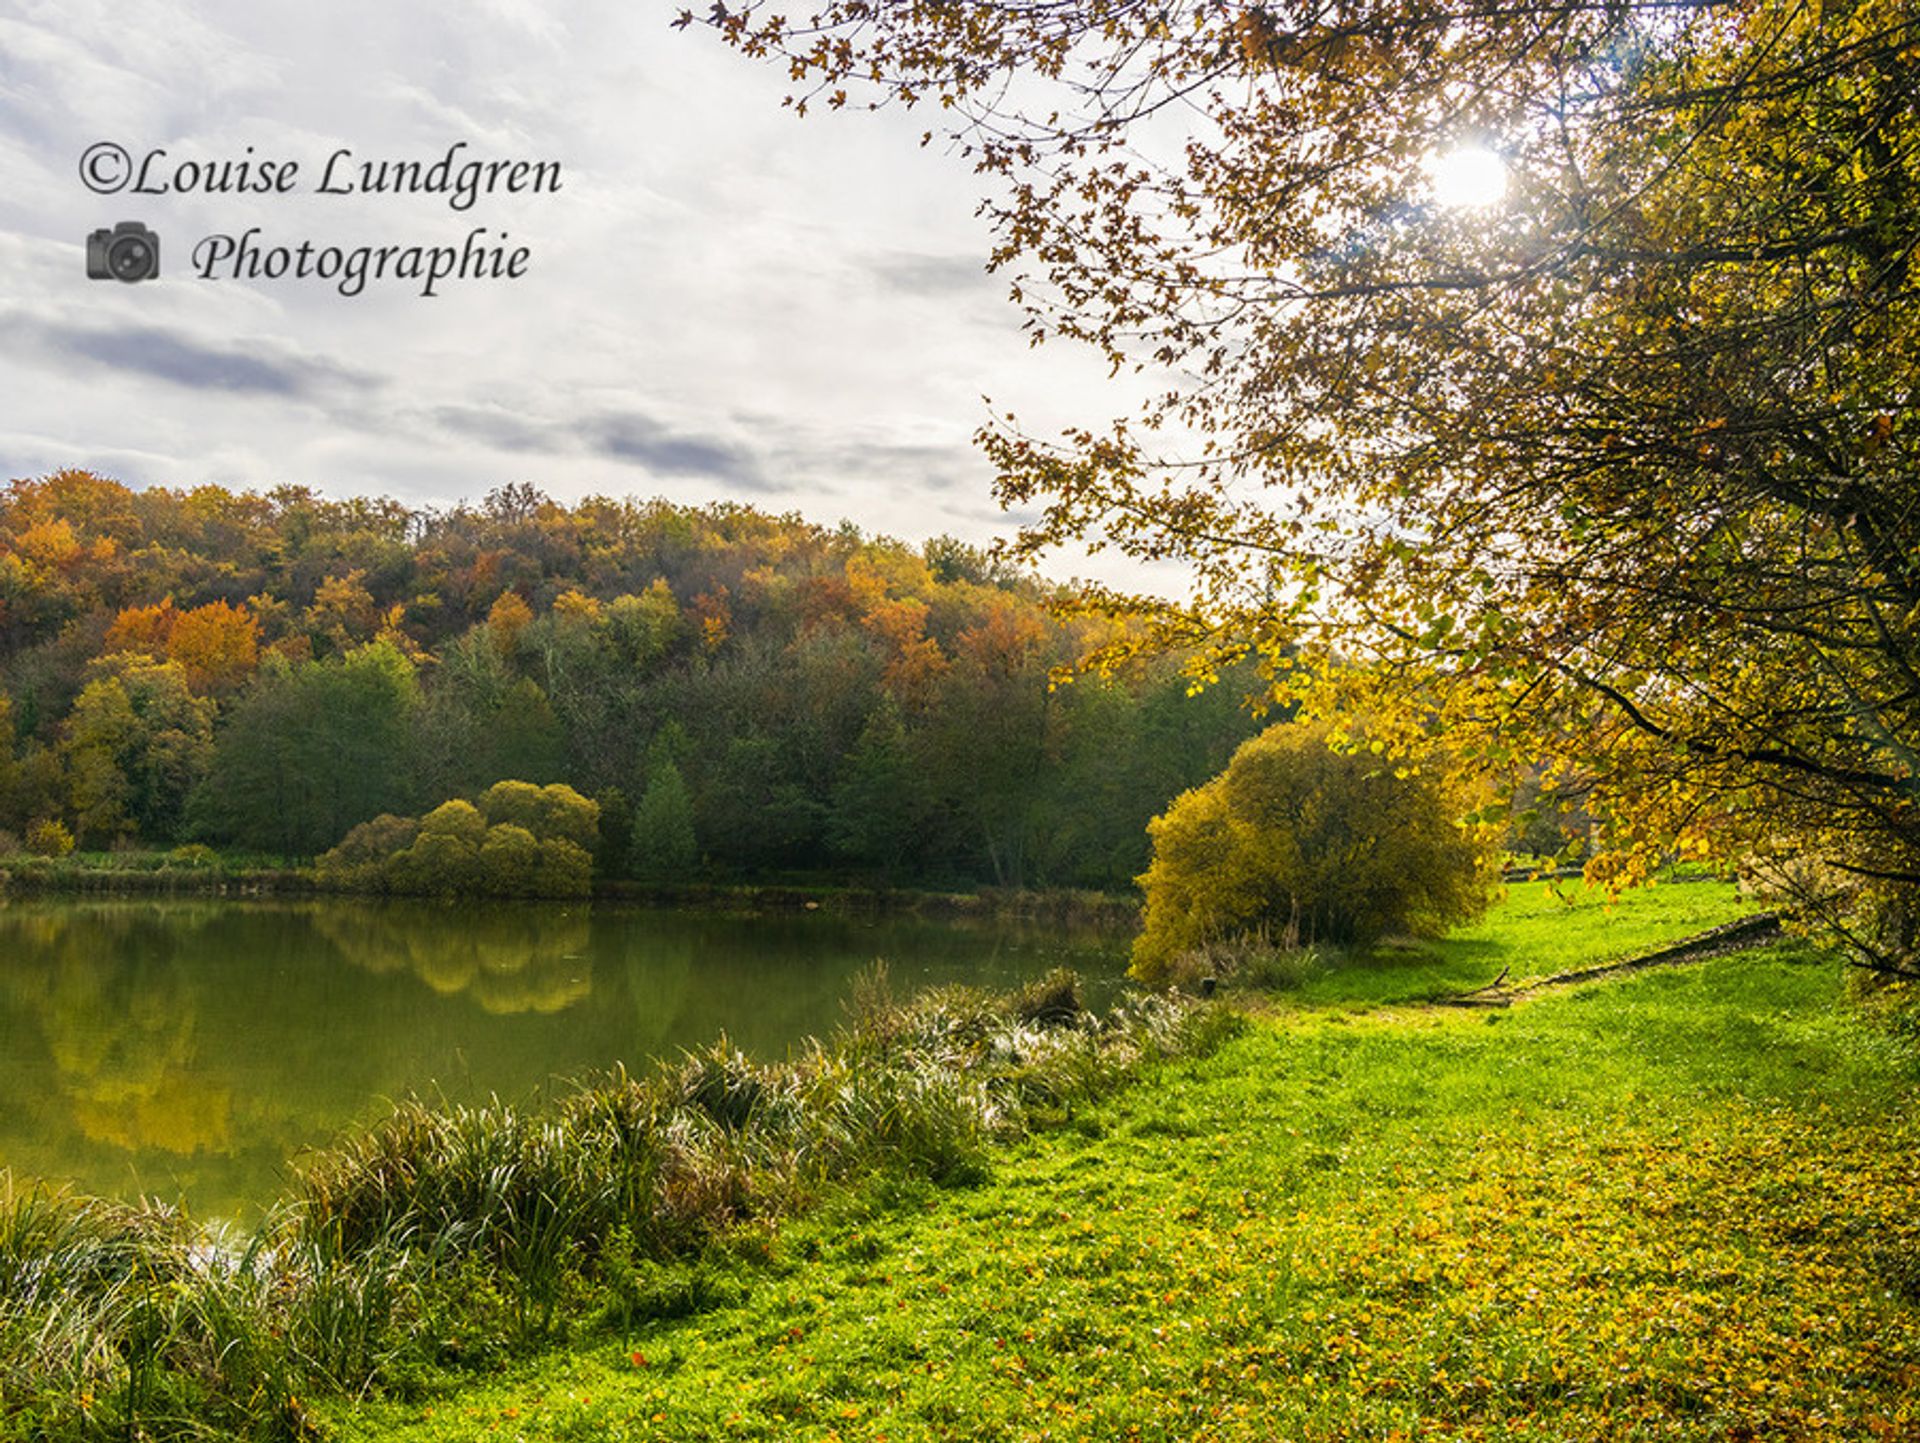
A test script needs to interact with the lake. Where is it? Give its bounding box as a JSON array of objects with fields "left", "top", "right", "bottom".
[{"left": 0, "top": 897, "right": 1128, "bottom": 1218}]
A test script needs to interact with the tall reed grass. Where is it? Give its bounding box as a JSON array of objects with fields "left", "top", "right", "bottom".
[{"left": 0, "top": 968, "right": 1234, "bottom": 1441}]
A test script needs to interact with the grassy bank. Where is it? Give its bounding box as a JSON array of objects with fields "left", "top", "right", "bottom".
[
  {"left": 0, "top": 847, "right": 314, "bottom": 895},
  {"left": 328, "top": 944, "right": 1920, "bottom": 1442},
  {"left": 298, "top": 880, "right": 1917, "bottom": 1443},
  {"left": 0, "top": 973, "right": 1228, "bottom": 1442}
]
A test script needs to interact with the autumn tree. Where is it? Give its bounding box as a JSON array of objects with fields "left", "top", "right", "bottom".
[
  {"left": 1131, "top": 722, "right": 1499, "bottom": 984},
  {"left": 60, "top": 656, "right": 214, "bottom": 845},
  {"left": 698, "top": 0, "right": 1920, "bottom": 971},
  {"left": 105, "top": 598, "right": 260, "bottom": 693}
]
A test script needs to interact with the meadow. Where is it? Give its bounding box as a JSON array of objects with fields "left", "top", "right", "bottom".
[{"left": 320, "top": 879, "right": 1920, "bottom": 1441}]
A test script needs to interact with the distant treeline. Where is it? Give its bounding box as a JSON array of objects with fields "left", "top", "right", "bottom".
[{"left": 0, "top": 472, "right": 1265, "bottom": 889}]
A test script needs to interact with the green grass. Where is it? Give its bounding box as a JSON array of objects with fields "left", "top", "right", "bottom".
[
  {"left": 1286, "top": 873, "right": 1758, "bottom": 1007},
  {"left": 0, "top": 846, "right": 312, "bottom": 893},
  {"left": 0, "top": 972, "right": 1230, "bottom": 1441},
  {"left": 326, "top": 944, "right": 1920, "bottom": 1441},
  {"left": 8, "top": 880, "right": 1908, "bottom": 1441}
]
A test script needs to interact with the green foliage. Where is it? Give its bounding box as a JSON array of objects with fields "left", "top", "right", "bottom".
[
  {"left": 312, "top": 813, "right": 420, "bottom": 891},
  {"left": 478, "top": 821, "right": 540, "bottom": 896},
  {"left": 826, "top": 696, "right": 918, "bottom": 872},
  {"left": 605, "top": 581, "right": 681, "bottom": 667},
  {"left": 631, "top": 758, "right": 698, "bottom": 881},
  {"left": 479, "top": 779, "right": 599, "bottom": 851},
  {"left": 416, "top": 631, "right": 564, "bottom": 800},
  {"left": 1131, "top": 721, "right": 1499, "bottom": 983},
  {"left": 192, "top": 642, "right": 422, "bottom": 857},
  {"left": 592, "top": 786, "right": 633, "bottom": 880},
  {"left": 531, "top": 834, "right": 594, "bottom": 897},
  {"left": 386, "top": 826, "right": 483, "bottom": 897},
  {"left": 316, "top": 783, "right": 600, "bottom": 898},
  {"left": 420, "top": 797, "right": 486, "bottom": 844}
]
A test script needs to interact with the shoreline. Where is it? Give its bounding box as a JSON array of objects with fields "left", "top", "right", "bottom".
[{"left": 0, "top": 852, "right": 1139, "bottom": 924}]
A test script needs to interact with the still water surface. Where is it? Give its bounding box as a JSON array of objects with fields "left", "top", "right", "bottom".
[{"left": 0, "top": 898, "right": 1125, "bottom": 1217}]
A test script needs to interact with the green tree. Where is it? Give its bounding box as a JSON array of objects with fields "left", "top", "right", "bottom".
[
  {"left": 698, "top": 0, "right": 1920, "bottom": 970},
  {"left": 1131, "top": 722, "right": 1499, "bottom": 984},
  {"left": 594, "top": 786, "right": 633, "bottom": 880},
  {"left": 417, "top": 630, "right": 564, "bottom": 799},
  {"left": 0, "top": 691, "right": 23, "bottom": 832},
  {"left": 61, "top": 656, "right": 213, "bottom": 845},
  {"left": 922, "top": 598, "right": 1052, "bottom": 887},
  {"left": 826, "top": 696, "right": 922, "bottom": 875},
  {"left": 632, "top": 758, "right": 698, "bottom": 881},
  {"left": 194, "top": 641, "right": 421, "bottom": 857}
]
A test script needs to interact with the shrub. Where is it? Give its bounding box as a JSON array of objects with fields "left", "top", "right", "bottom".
[
  {"left": 479, "top": 781, "right": 599, "bottom": 851},
  {"left": 533, "top": 837, "right": 594, "bottom": 897},
  {"left": 478, "top": 822, "right": 541, "bottom": 897},
  {"left": 418, "top": 798, "right": 487, "bottom": 847},
  {"left": 315, "top": 813, "right": 421, "bottom": 890},
  {"left": 1130, "top": 720, "right": 1499, "bottom": 984},
  {"left": 388, "top": 827, "right": 483, "bottom": 897},
  {"left": 25, "top": 818, "right": 74, "bottom": 857},
  {"left": 316, "top": 785, "right": 598, "bottom": 898},
  {"left": 166, "top": 843, "right": 219, "bottom": 868}
]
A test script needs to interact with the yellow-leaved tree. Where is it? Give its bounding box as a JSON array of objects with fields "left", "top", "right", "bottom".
[
  {"left": 1131, "top": 722, "right": 1499, "bottom": 984},
  {"left": 699, "top": 0, "right": 1920, "bottom": 974}
]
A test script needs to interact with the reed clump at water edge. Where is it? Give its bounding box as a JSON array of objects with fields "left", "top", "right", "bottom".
[{"left": 0, "top": 967, "right": 1236, "bottom": 1441}]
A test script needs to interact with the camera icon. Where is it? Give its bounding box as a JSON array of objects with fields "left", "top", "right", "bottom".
[{"left": 86, "top": 221, "right": 161, "bottom": 282}]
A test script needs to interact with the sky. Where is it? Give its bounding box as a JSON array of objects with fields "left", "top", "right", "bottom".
[{"left": 0, "top": 0, "right": 1144, "bottom": 578}]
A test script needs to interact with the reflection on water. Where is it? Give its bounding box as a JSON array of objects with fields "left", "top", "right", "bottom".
[
  {"left": 0, "top": 897, "right": 1124, "bottom": 1216},
  {"left": 312, "top": 905, "right": 596, "bottom": 1015}
]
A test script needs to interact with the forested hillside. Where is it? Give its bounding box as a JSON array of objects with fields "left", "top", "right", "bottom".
[{"left": 0, "top": 470, "right": 1262, "bottom": 887}]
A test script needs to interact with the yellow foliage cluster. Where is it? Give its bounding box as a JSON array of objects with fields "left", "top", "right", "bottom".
[
  {"left": 316, "top": 781, "right": 598, "bottom": 899},
  {"left": 1132, "top": 721, "right": 1500, "bottom": 982}
]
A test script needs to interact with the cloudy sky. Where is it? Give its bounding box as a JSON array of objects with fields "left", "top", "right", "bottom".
[{"left": 0, "top": 0, "right": 1144, "bottom": 575}]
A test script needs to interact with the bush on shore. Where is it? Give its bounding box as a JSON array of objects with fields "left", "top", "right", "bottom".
[
  {"left": 1131, "top": 721, "right": 1500, "bottom": 985},
  {"left": 316, "top": 781, "right": 597, "bottom": 898}
]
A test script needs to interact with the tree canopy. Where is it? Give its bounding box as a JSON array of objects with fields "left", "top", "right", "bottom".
[
  {"left": 0, "top": 476, "right": 1266, "bottom": 887},
  {"left": 697, "top": 0, "right": 1920, "bottom": 970}
]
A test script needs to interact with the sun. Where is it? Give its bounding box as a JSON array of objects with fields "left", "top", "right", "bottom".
[{"left": 1427, "top": 146, "right": 1508, "bottom": 209}]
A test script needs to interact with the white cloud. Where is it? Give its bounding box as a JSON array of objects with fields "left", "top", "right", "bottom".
[{"left": 0, "top": 0, "right": 1164, "bottom": 589}]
